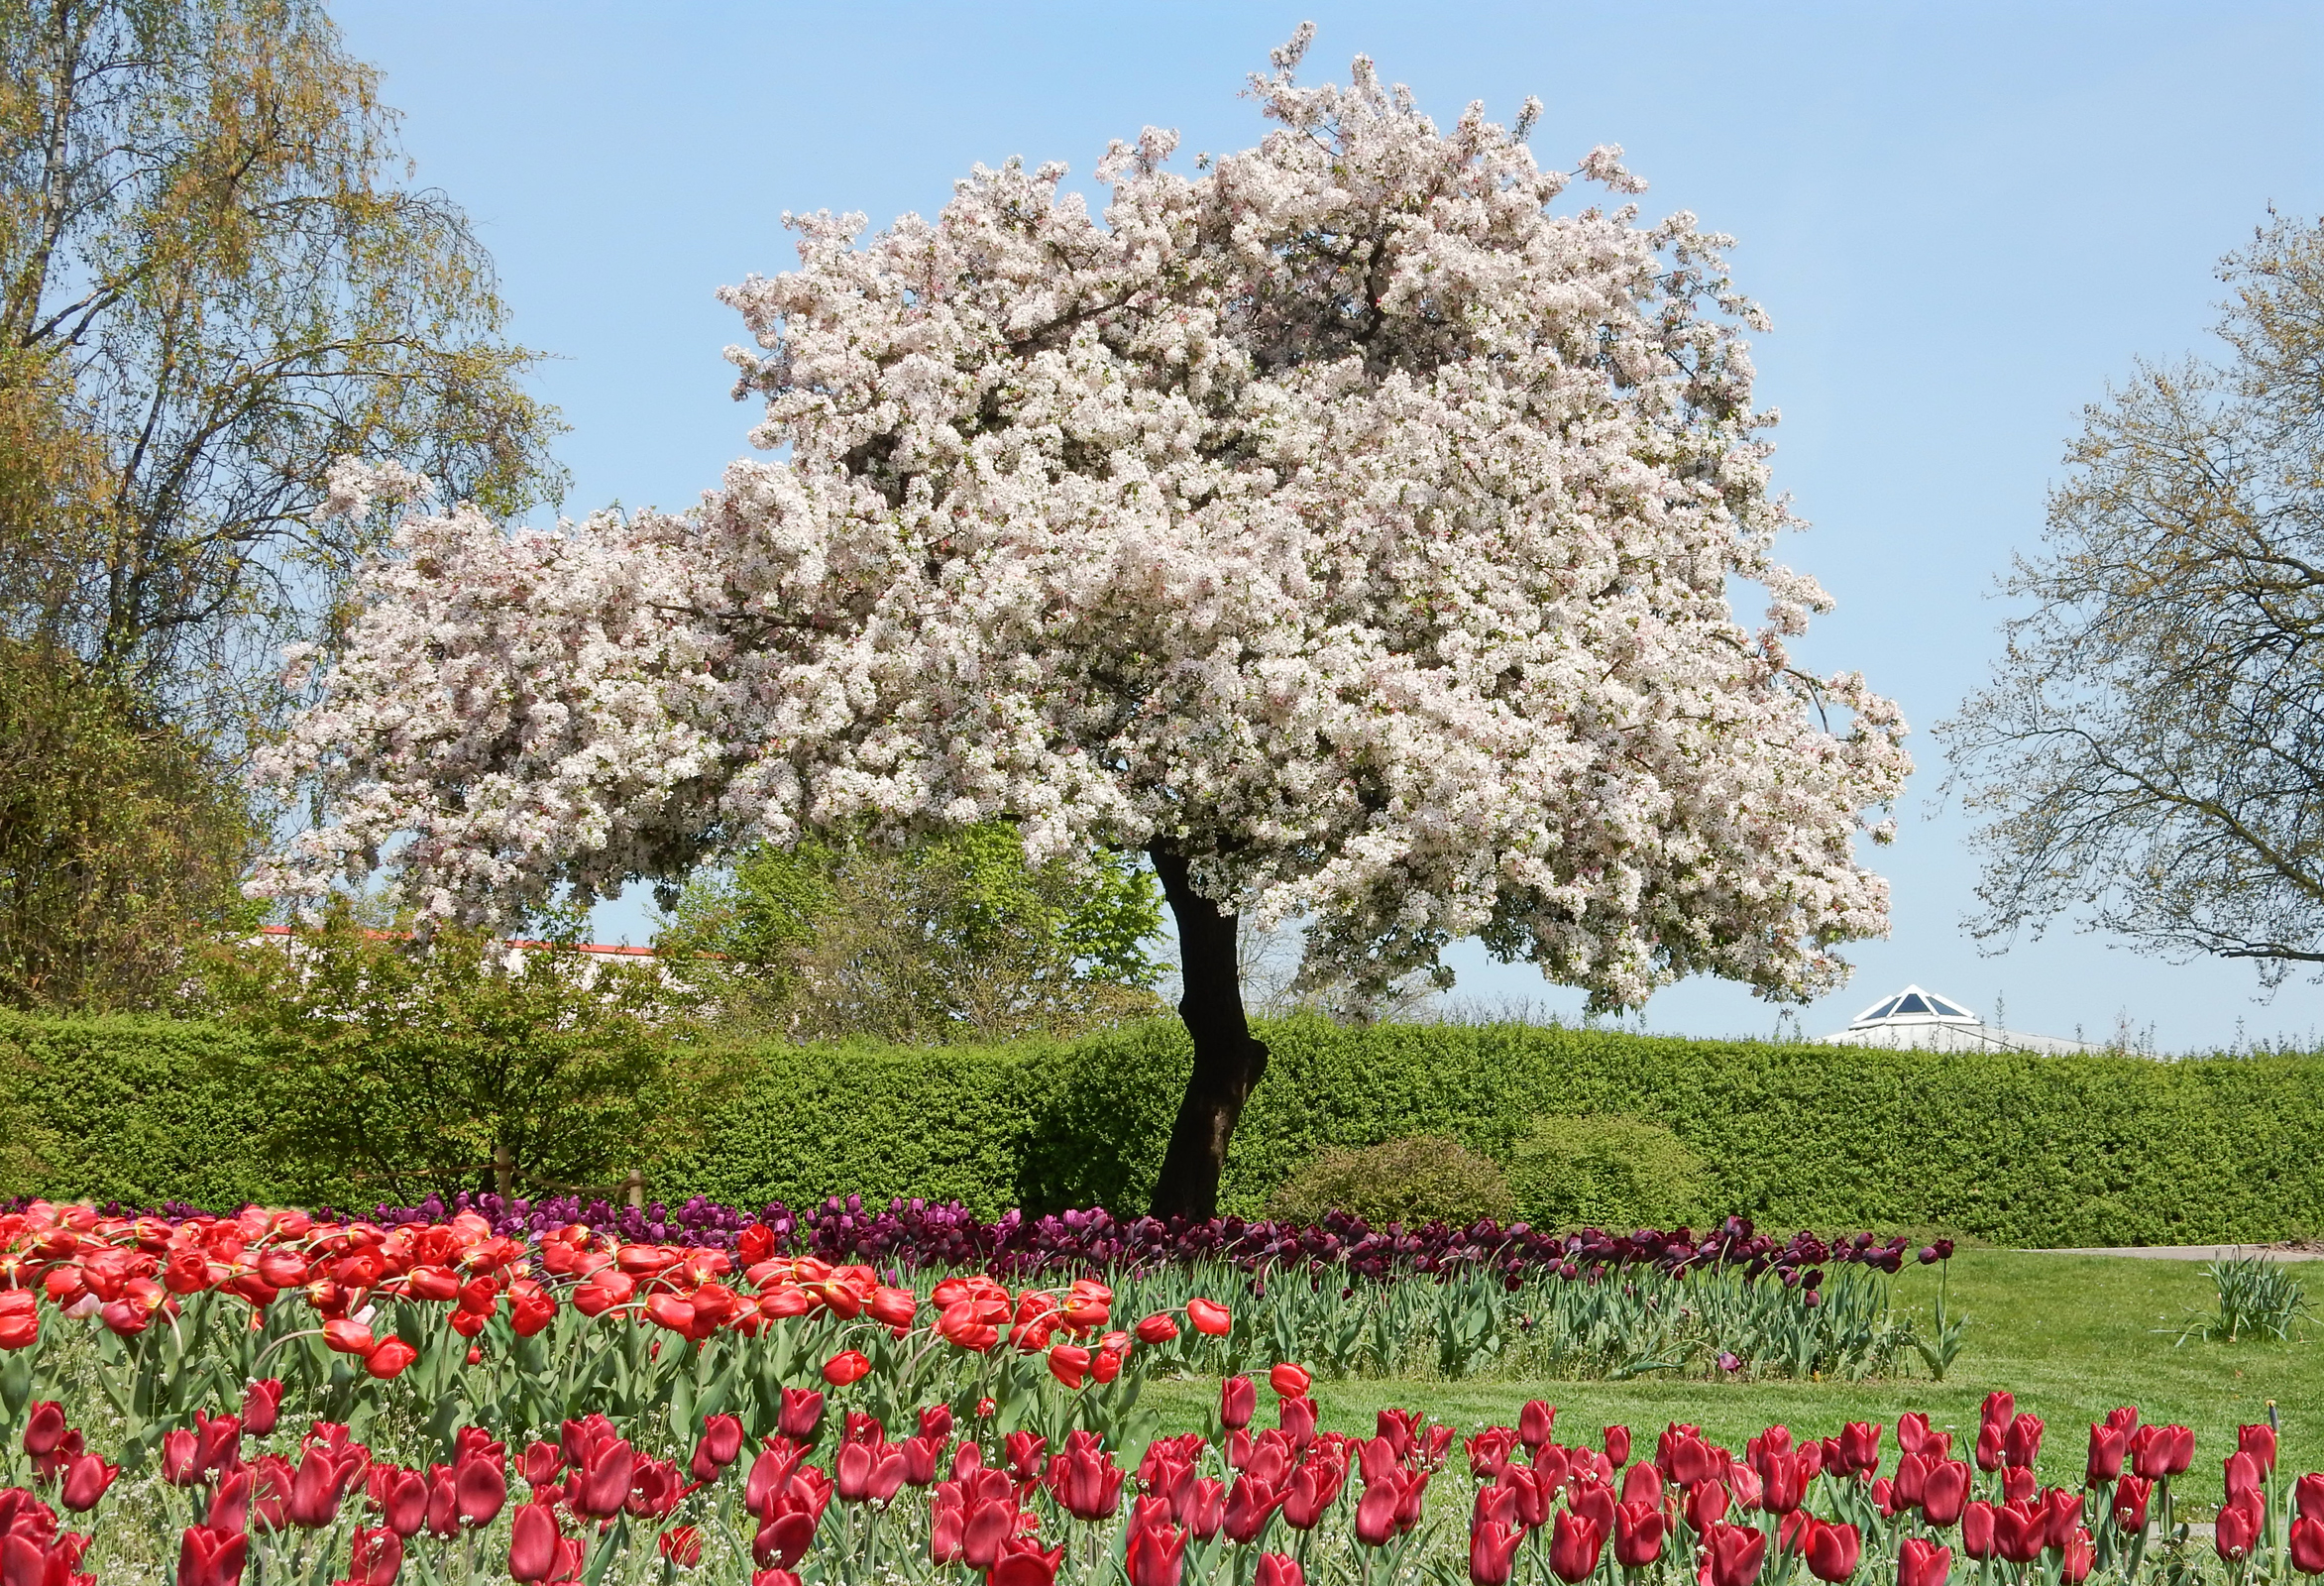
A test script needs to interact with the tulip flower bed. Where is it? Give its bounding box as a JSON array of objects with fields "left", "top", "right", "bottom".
[
  {"left": 0, "top": 1202, "right": 2316, "bottom": 1584},
  {"left": 58, "top": 1196, "right": 1941, "bottom": 1384}
]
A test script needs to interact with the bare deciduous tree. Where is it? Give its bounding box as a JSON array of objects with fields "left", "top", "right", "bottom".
[{"left": 1943, "top": 213, "right": 2324, "bottom": 983}]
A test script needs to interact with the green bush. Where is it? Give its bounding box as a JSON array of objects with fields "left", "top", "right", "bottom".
[
  {"left": 8, "top": 1010, "right": 2324, "bottom": 1247},
  {"left": 1264, "top": 1135, "right": 1517, "bottom": 1227},
  {"left": 1505, "top": 1114, "right": 1707, "bottom": 1230}
]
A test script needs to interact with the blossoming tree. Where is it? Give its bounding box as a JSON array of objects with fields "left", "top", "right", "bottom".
[{"left": 255, "top": 32, "right": 1909, "bottom": 1217}]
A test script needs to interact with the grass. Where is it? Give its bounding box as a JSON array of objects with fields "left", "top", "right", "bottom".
[{"left": 1134, "top": 1249, "right": 2321, "bottom": 1509}]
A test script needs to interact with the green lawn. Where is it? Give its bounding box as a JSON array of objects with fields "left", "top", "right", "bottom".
[{"left": 1137, "top": 1251, "right": 2320, "bottom": 1509}]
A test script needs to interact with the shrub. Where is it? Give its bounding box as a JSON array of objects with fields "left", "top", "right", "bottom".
[
  {"left": 1505, "top": 1113, "right": 1708, "bottom": 1230},
  {"left": 11, "top": 1011, "right": 2324, "bottom": 1246},
  {"left": 1264, "top": 1134, "right": 1517, "bottom": 1227}
]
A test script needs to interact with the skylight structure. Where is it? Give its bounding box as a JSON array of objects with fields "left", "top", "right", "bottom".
[{"left": 1821, "top": 985, "right": 2105, "bottom": 1055}]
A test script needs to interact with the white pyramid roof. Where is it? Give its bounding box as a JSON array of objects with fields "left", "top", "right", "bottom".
[
  {"left": 1821, "top": 984, "right": 2107, "bottom": 1055},
  {"left": 1845, "top": 983, "right": 1979, "bottom": 1027}
]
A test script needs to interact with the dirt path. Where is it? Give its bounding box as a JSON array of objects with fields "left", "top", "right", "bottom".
[{"left": 2026, "top": 1243, "right": 2323, "bottom": 1261}]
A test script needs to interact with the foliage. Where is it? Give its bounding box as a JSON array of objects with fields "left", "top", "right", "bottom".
[
  {"left": 13, "top": 1015, "right": 2324, "bottom": 1247},
  {"left": 654, "top": 825, "right": 1163, "bottom": 1042},
  {"left": 2180, "top": 1254, "right": 2311, "bottom": 1344},
  {"left": 197, "top": 908, "right": 719, "bottom": 1203},
  {"left": 0, "top": 0, "right": 565, "bottom": 737},
  {"left": 1505, "top": 1114, "right": 1710, "bottom": 1231},
  {"left": 1263, "top": 1135, "right": 1517, "bottom": 1228},
  {"left": 0, "top": 636, "right": 262, "bottom": 1011},
  {"left": 1943, "top": 212, "right": 2324, "bottom": 982}
]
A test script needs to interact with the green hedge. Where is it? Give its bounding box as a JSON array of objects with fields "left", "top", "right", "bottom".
[{"left": 7, "top": 1011, "right": 2322, "bottom": 1246}]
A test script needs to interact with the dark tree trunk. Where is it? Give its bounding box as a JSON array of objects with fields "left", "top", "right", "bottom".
[{"left": 1146, "top": 844, "right": 1270, "bottom": 1219}]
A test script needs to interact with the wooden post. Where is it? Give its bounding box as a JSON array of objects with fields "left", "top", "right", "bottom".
[{"left": 625, "top": 1167, "right": 644, "bottom": 1210}]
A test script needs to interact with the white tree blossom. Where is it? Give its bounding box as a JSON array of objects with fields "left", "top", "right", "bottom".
[{"left": 254, "top": 35, "right": 1908, "bottom": 1015}]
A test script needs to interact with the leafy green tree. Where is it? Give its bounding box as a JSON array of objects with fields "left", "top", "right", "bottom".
[
  {"left": 203, "top": 907, "right": 718, "bottom": 1201},
  {"left": 0, "top": 635, "right": 260, "bottom": 1009},
  {"left": 656, "top": 826, "right": 1164, "bottom": 1043},
  {"left": 0, "top": 0, "right": 564, "bottom": 736}
]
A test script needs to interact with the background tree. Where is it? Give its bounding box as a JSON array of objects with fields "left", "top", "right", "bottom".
[
  {"left": 1943, "top": 213, "right": 2324, "bottom": 983},
  {"left": 255, "top": 34, "right": 1908, "bottom": 1218},
  {"left": 0, "top": 634, "right": 260, "bottom": 1009},
  {"left": 655, "top": 823, "right": 1162, "bottom": 1043},
  {"left": 0, "top": 0, "right": 563, "bottom": 736},
  {"left": 203, "top": 907, "right": 708, "bottom": 1202}
]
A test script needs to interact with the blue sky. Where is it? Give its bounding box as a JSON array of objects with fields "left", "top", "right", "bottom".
[{"left": 332, "top": 1, "right": 2324, "bottom": 1049}]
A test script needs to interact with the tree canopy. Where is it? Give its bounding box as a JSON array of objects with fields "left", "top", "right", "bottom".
[
  {"left": 257, "top": 33, "right": 1906, "bottom": 1213},
  {"left": 0, "top": 0, "right": 564, "bottom": 736},
  {"left": 1943, "top": 213, "right": 2324, "bottom": 983},
  {"left": 654, "top": 824, "right": 1163, "bottom": 1043}
]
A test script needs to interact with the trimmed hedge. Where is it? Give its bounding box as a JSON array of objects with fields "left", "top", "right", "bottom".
[{"left": 6, "top": 1011, "right": 2322, "bottom": 1246}]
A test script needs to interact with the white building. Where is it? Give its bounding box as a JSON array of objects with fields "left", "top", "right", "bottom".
[{"left": 1820, "top": 984, "right": 2108, "bottom": 1055}]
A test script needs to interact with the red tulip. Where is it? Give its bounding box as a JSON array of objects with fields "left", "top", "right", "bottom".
[
  {"left": 59, "top": 1452, "right": 118, "bottom": 1512},
  {"left": 0, "top": 1292, "right": 38, "bottom": 1349},
  {"left": 176, "top": 1525, "right": 249, "bottom": 1586},
  {"left": 195, "top": 1409, "right": 241, "bottom": 1475},
  {"left": 1806, "top": 1520, "right": 1861, "bottom": 1583},
  {"left": 2001, "top": 1415, "right": 2044, "bottom": 1469},
  {"left": 1896, "top": 1414, "right": 1932, "bottom": 1455},
  {"left": 2239, "top": 1424, "right": 2277, "bottom": 1476},
  {"left": 286, "top": 1447, "right": 347, "bottom": 1528},
  {"left": 1899, "top": 1537, "right": 1951, "bottom": 1586},
  {"left": 365, "top": 1336, "right": 417, "bottom": 1379},
  {"left": 572, "top": 1434, "right": 634, "bottom": 1519},
  {"left": 2110, "top": 1476, "right": 2153, "bottom": 1532},
  {"left": 1760, "top": 1449, "right": 1810, "bottom": 1515},
  {"left": 350, "top": 1526, "right": 404, "bottom": 1586},
  {"left": 377, "top": 1466, "right": 425, "bottom": 1536},
  {"left": 323, "top": 1317, "right": 376, "bottom": 1354},
  {"left": 1469, "top": 1517, "right": 1523, "bottom": 1585},
  {"left": 242, "top": 1378, "right": 284, "bottom": 1436},
  {"left": 1921, "top": 1460, "right": 1970, "bottom": 1528},
  {"left": 659, "top": 1525, "right": 704, "bottom": 1567},
  {"left": 1707, "top": 1523, "right": 1768, "bottom": 1586},
  {"left": 1270, "top": 1363, "right": 1311, "bottom": 1398},
  {"left": 1048, "top": 1344, "right": 1091, "bottom": 1389},
  {"left": 990, "top": 1539, "right": 1064, "bottom": 1586},
  {"left": 21, "top": 1402, "right": 63, "bottom": 1457},
  {"left": 1257, "top": 1554, "right": 1304, "bottom": 1586},
  {"left": 1994, "top": 1503, "right": 2046, "bottom": 1564},
  {"left": 2085, "top": 1423, "right": 2127, "bottom": 1486},
  {"left": 2218, "top": 1494, "right": 2264, "bottom": 1561},
  {"left": 209, "top": 1468, "right": 255, "bottom": 1532},
  {"left": 1519, "top": 1401, "right": 1555, "bottom": 1450},
  {"left": 1604, "top": 1424, "right": 1632, "bottom": 1467},
  {"left": 1134, "top": 1311, "right": 1179, "bottom": 1343},
  {"left": 2062, "top": 1528, "right": 2094, "bottom": 1585},
  {"left": 778, "top": 1388, "right": 825, "bottom": 1442},
  {"left": 2300, "top": 1474, "right": 2324, "bottom": 1524},
  {"left": 1126, "top": 1500, "right": 1186, "bottom": 1586},
  {"left": 2289, "top": 1516, "right": 2324, "bottom": 1575},
  {"left": 1218, "top": 1473, "right": 1275, "bottom": 1543},
  {"left": 822, "top": 1350, "right": 869, "bottom": 1387},
  {"left": 1186, "top": 1298, "right": 1232, "bottom": 1336},
  {"left": 1961, "top": 1502, "right": 1996, "bottom": 1559},
  {"left": 1685, "top": 1478, "right": 1732, "bottom": 1534},
  {"left": 1615, "top": 1499, "right": 1667, "bottom": 1566},
  {"left": 1836, "top": 1421, "right": 1881, "bottom": 1477},
  {"left": 1220, "top": 1376, "right": 1256, "bottom": 1431},
  {"left": 457, "top": 1453, "right": 507, "bottom": 1527},
  {"left": 509, "top": 1502, "right": 562, "bottom": 1583},
  {"left": 1550, "top": 1510, "right": 1605, "bottom": 1583}
]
